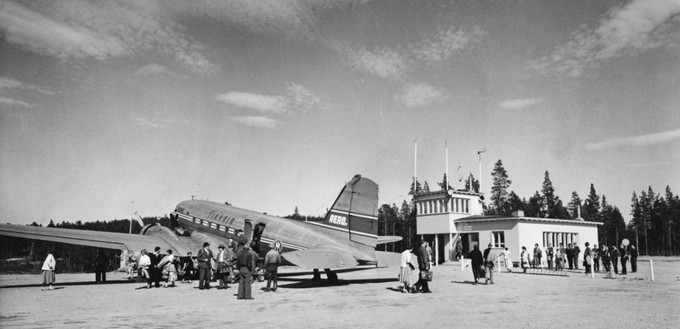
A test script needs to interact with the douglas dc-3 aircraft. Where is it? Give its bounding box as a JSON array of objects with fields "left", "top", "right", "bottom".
[{"left": 0, "top": 175, "right": 402, "bottom": 281}]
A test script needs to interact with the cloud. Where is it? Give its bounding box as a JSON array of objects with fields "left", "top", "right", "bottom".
[
  {"left": 217, "top": 83, "right": 324, "bottom": 114},
  {"left": 585, "top": 128, "right": 680, "bottom": 150},
  {"left": 393, "top": 83, "right": 446, "bottom": 108},
  {"left": 527, "top": 0, "right": 680, "bottom": 77},
  {"left": 217, "top": 92, "right": 287, "bottom": 114},
  {"left": 341, "top": 45, "right": 408, "bottom": 80},
  {"left": 0, "top": 96, "right": 32, "bottom": 108},
  {"left": 231, "top": 116, "right": 278, "bottom": 129},
  {"left": 498, "top": 98, "right": 545, "bottom": 110},
  {"left": 410, "top": 25, "right": 485, "bottom": 64},
  {"left": 134, "top": 63, "right": 185, "bottom": 78},
  {"left": 0, "top": 76, "right": 55, "bottom": 95},
  {"left": 0, "top": 0, "right": 216, "bottom": 74}
]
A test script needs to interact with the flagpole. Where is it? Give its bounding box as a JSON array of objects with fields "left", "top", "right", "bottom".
[{"left": 130, "top": 201, "right": 134, "bottom": 234}]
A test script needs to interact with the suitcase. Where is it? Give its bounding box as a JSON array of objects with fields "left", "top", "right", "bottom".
[{"left": 420, "top": 270, "right": 433, "bottom": 281}]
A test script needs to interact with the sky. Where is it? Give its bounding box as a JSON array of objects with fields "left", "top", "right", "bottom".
[{"left": 1, "top": 0, "right": 679, "bottom": 226}]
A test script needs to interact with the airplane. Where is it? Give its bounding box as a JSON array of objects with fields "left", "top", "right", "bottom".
[{"left": 0, "top": 175, "right": 402, "bottom": 281}]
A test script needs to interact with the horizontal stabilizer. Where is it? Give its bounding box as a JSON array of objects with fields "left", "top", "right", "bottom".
[
  {"left": 376, "top": 235, "right": 403, "bottom": 245},
  {"left": 282, "top": 247, "right": 358, "bottom": 269}
]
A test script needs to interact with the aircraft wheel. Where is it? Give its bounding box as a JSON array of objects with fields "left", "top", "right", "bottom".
[{"left": 257, "top": 274, "right": 266, "bottom": 282}]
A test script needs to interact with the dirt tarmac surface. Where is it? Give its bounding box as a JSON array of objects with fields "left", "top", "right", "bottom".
[{"left": 1, "top": 257, "right": 679, "bottom": 328}]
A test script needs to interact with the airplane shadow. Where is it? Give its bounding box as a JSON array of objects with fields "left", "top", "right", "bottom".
[
  {"left": 450, "top": 280, "right": 480, "bottom": 285},
  {"left": 0, "top": 279, "right": 137, "bottom": 289},
  {"left": 275, "top": 277, "right": 397, "bottom": 289}
]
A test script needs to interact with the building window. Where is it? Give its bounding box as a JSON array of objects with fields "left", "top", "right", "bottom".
[
  {"left": 492, "top": 231, "right": 505, "bottom": 248},
  {"left": 542, "top": 232, "right": 578, "bottom": 247}
]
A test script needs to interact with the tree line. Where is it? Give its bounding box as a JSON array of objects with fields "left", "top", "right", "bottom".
[{"left": 375, "top": 159, "right": 678, "bottom": 256}]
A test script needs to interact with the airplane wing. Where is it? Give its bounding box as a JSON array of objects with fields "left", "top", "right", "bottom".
[
  {"left": 0, "top": 223, "right": 194, "bottom": 255},
  {"left": 281, "top": 247, "right": 358, "bottom": 269},
  {"left": 376, "top": 235, "right": 403, "bottom": 245}
]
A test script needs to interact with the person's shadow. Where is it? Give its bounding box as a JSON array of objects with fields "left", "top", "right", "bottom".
[{"left": 450, "top": 280, "right": 479, "bottom": 285}]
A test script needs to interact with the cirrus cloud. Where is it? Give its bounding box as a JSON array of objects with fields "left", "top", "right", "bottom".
[
  {"left": 393, "top": 83, "right": 446, "bottom": 108},
  {"left": 0, "top": 0, "right": 216, "bottom": 74},
  {"left": 585, "top": 128, "right": 680, "bottom": 150},
  {"left": 231, "top": 116, "right": 278, "bottom": 129},
  {"left": 527, "top": 0, "right": 680, "bottom": 77},
  {"left": 498, "top": 98, "right": 545, "bottom": 110}
]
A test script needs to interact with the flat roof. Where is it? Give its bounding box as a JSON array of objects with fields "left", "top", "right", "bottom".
[{"left": 455, "top": 215, "right": 603, "bottom": 226}]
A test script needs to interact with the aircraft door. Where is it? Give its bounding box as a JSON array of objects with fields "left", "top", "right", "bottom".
[
  {"left": 251, "top": 223, "right": 266, "bottom": 253},
  {"left": 244, "top": 220, "right": 253, "bottom": 244}
]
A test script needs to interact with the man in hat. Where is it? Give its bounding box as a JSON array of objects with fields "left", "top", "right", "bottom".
[
  {"left": 468, "top": 244, "right": 484, "bottom": 285},
  {"left": 263, "top": 242, "right": 281, "bottom": 292},
  {"left": 483, "top": 243, "right": 496, "bottom": 285},
  {"left": 197, "top": 242, "right": 214, "bottom": 290},
  {"left": 149, "top": 247, "right": 163, "bottom": 288}
]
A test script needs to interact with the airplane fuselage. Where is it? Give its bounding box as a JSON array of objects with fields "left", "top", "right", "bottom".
[{"left": 173, "top": 200, "right": 377, "bottom": 265}]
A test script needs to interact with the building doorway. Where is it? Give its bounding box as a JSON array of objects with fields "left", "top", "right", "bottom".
[{"left": 460, "top": 232, "right": 479, "bottom": 256}]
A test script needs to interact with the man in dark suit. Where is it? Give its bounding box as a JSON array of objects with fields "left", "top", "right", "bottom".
[
  {"left": 149, "top": 247, "right": 163, "bottom": 288},
  {"left": 235, "top": 238, "right": 258, "bottom": 300},
  {"left": 197, "top": 242, "right": 214, "bottom": 290},
  {"left": 468, "top": 244, "right": 484, "bottom": 285},
  {"left": 413, "top": 240, "right": 432, "bottom": 293}
]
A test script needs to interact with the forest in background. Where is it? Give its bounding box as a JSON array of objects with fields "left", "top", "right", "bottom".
[{"left": 2, "top": 159, "right": 678, "bottom": 274}]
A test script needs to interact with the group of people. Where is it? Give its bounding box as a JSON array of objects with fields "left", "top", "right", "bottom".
[
  {"left": 134, "top": 247, "right": 180, "bottom": 289},
  {"left": 467, "top": 243, "right": 503, "bottom": 285},
  {"left": 399, "top": 240, "right": 434, "bottom": 293},
  {"left": 131, "top": 236, "right": 282, "bottom": 300},
  {"left": 517, "top": 242, "right": 638, "bottom": 275}
]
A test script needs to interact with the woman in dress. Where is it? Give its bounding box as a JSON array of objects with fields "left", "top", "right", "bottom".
[
  {"left": 520, "top": 246, "right": 530, "bottom": 273},
  {"left": 136, "top": 249, "right": 151, "bottom": 289},
  {"left": 41, "top": 251, "right": 56, "bottom": 291}
]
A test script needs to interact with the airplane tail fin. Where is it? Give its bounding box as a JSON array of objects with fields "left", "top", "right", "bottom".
[{"left": 320, "top": 175, "right": 379, "bottom": 246}]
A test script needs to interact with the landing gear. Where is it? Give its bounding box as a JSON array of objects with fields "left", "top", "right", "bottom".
[
  {"left": 312, "top": 269, "right": 338, "bottom": 282},
  {"left": 324, "top": 269, "right": 338, "bottom": 283}
]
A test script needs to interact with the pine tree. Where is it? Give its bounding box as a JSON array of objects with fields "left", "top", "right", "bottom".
[
  {"left": 489, "top": 159, "right": 512, "bottom": 215},
  {"left": 525, "top": 191, "right": 543, "bottom": 217},
  {"left": 583, "top": 184, "right": 600, "bottom": 222},
  {"left": 567, "top": 191, "right": 582, "bottom": 219},
  {"left": 541, "top": 171, "right": 557, "bottom": 218},
  {"left": 508, "top": 191, "right": 524, "bottom": 213},
  {"left": 409, "top": 178, "right": 423, "bottom": 195},
  {"left": 464, "top": 174, "right": 480, "bottom": 193},
  {"left": 437, "top": 173, "right": 453, "bottom": 191}
]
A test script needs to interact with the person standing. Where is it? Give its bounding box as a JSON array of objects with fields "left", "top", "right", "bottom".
[
  {"left": 483, "top": 243, "right": 497, "bottom": 284},
  {"left": 235, "top": 239, "right": 257, "bottom": 300},
  {"left": 41, "top": 250, "right": 56, "bottom": 291},
  {"left": 566, "top": 244, "right": 574, "bottom": 270},
  {"left": 180, "top": 251, "right": 195, "bottom": 283},
  {"left": 197, "top": 242, "right": 214, "bottom": 290},
  {"left": 573, "top": 244, "right": 581, "bottom": 270},
  {"left": 149, "top": 247, "right": 163, "bottom": 288},
  {"left": 583, "top": 242, "right": 592, "bottom": 275},
  {"left": 620, "top": 244, "right": 629, "bottom": 275},
  {"left": 630, "top": 245, "right": 638, "bottom": 273},
  {"left": 136, "top": 249, "right": 151, "bottom": 289},
  {"left": 215, "top": 244, "right": 230, "bottom": 289},
  {"left": 601, "top": 245, "right": 611, "bottom": 273},
  {"left": 158, "top": 250, "right": 177, "bottom": 287},
  {"left": 520, "top": 246, "right": 530, "bottom": 273},
  {"left": 546, "top": 244, "right": 554, "bottom": 270},
  {"left": 399, "top": 246, "right": 415, "bottom": 293},
  {"left": 468, "top": 244, "right": 484, "bottom": 285},
  {"left": 610, "top": 244, "right": 619, "bottom": 274},
  {"left": 503, "top": 247, "right": 513, "bottom": 272},
  {"left": 264, "top": 243, "right": 281, "bottom": 292},
  {"left": 592, "top": 245, "right": 600, "bottom": 272},
  {"left": 94, "top": 251, "right": 108, "bottom": 284},
  {"left": 533, "top": 243, "right": 542, "bottom": 268},
  {"left": 413, "top": 240, "right": 432, "bottom": 293}
]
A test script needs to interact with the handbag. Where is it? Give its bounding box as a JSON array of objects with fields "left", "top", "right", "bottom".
[{"left": 420, "top": 270, "right": 433, "bottom": 281}]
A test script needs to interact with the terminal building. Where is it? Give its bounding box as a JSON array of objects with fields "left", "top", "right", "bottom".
[{"left": 414, "top": 189, "right": 601, "bottom": 265}]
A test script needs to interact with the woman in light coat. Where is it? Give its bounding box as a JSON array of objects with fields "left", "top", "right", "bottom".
[{"left": 41, "top": 251, "right": 56, "bottom": 291}]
